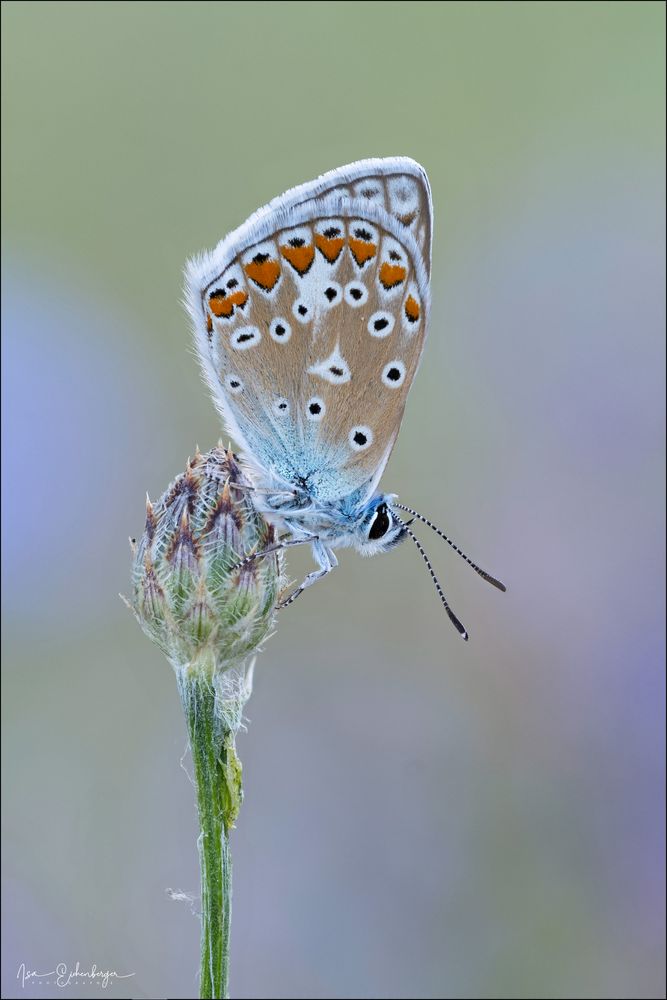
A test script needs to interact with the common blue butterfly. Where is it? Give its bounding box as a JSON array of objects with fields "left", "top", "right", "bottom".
[{"left": 185, "top": 158, "right": 504, "bottom": 639}]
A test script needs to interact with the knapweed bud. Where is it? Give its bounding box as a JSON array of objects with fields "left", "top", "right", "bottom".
[{"left": 127, "top": 445, "right": 283, "bottom": 674}]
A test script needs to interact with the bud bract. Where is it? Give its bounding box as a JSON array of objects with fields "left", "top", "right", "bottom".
[{"left": 128, "top": 446, "right": 282, "bottom": 674}]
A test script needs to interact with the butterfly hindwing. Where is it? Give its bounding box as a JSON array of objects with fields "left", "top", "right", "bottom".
[{"left": 186, "top": 159, "right": 432, "bottom": 504}]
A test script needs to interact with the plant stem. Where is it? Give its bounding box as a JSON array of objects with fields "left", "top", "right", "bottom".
[{"left": 179, "top": 666, "right": 242, "bottom": 999}]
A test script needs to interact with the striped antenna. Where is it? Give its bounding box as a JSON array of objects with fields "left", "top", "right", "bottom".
[
  {"left": 393, "top": 503, "right": 506, "bottom": 592},
  {"left": 399, "top": 519, "right": 469, "bottom": 641}
]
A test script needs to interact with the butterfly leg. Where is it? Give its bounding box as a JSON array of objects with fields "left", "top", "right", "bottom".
[
  {"left": 230, "top": 535, "right": 314, "bottom": 577},
  {"left": 278, "top": 541, "right": 338, "bottom": 609}
]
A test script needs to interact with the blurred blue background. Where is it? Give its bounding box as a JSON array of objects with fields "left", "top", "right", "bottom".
[{"left": 2, "top": 3, "right": 665, "bottom": 998}]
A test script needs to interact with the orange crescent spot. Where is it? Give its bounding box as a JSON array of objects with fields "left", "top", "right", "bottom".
[
  {"left": 379, "top": 263, "right": 407, "bottom": 289},
  {"left": 280, "top": 244, "right": 315, "bottom": 275},
  {"left": 397, "top": 211, "right": 417, "bottom": 226},
  {"left": 315, "top": 233, "right": 345, "bottom": 263},
  {"left": 209, "top": 289, "right": 249, "bottom": 317},
  {"left": 244, "top": 259, "right": 281, "bottom": 291},
  {"left": 206, "top": 314, "right": 213, "bottom": 334},
  {"left": 348, "top": 238, "right": 377, "bottom": 267},
  {"left": 405, "top": 295, "right": 421, "bottom": 322}
]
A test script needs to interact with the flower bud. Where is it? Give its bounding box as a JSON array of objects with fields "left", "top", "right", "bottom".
[{"left": 127, "top": 445, "right": 283, "bottom": 674}]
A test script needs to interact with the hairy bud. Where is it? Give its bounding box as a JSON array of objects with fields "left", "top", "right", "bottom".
[{"left": 127, "top": 445, "right": 283, "bottom": 674}]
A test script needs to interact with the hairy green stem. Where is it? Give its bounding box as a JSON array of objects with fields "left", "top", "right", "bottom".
[{"left": 179, "top": 665, "right": 243, "bottom": 999}]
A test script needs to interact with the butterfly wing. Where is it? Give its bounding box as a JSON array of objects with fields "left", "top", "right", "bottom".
[
  {"left": 256, "top": 157, "right": 433, "bottom": 275},
  {"left": 185, "top": 159, "right": 432, "bottom": 506}
]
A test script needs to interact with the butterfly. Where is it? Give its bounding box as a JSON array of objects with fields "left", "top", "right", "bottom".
[{"left": 185, "top": 157, "right": 504, "bottom": 639}]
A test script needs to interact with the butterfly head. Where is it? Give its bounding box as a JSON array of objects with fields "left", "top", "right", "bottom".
[{"left": 353, "top": 494, "right": 409, "bottom": 556}]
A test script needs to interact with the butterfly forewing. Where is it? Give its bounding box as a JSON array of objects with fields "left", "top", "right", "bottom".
[
  {"left": 187, "top": 160, "right": 432, "bottom": 505},
  {"left": 271, "top": 159, "right": 433, "bottom": 273}
]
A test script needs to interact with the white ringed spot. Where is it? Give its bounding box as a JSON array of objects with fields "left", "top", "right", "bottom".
[
  {"left": 270, "top": 317, "right": 292, "bottom": 343},
  {"left": 382, "top": 360, "right": 406, "bottom": 388},
  {"left": 349, "top": 425, "right": 373, "bottom": 451},
  {"left": 230, "top": 325, "right": 261, "bottom": 350},
  {"left": 306, "top": 397, "right": 325, "bottom": 421},
  {"left": 321, "top": 281, "right": 343, "bottom": 308},
  {"left": 368, "top": 311, "right": 395, "bottom": 338},
  {"left": 292, "top": 298, "right": 311, "bottom": 323},
  {"left": 344, "top": 282, "right": 369, "bottom": 307}
]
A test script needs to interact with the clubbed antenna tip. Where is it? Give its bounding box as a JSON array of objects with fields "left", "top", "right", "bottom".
[
  {"left": 400, "top": 521, "right": 469, "bottom": 641},
  {"left": 393, "top": 502, "right": 506, "bottom": 593}
]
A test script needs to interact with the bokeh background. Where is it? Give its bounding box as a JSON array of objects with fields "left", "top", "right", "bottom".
[{"left": 2, "top": 3, "right": 665, "bottom": 998}]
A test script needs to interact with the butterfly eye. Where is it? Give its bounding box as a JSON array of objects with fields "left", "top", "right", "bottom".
[{"left": 368, "top": 504, "right": 391, "bottom": 540}]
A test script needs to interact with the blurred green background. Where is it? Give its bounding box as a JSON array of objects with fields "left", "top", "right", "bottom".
[{"left": 2, "top": 2, "right": 665, "bottom": 998}]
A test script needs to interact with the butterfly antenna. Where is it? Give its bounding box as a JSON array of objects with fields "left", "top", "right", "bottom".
[
  {"left": 398, "top": 519, "right": 469, "bottom": 641},
  {"left": 393, "top": 503, "right": 506, "bottom": 592}
]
